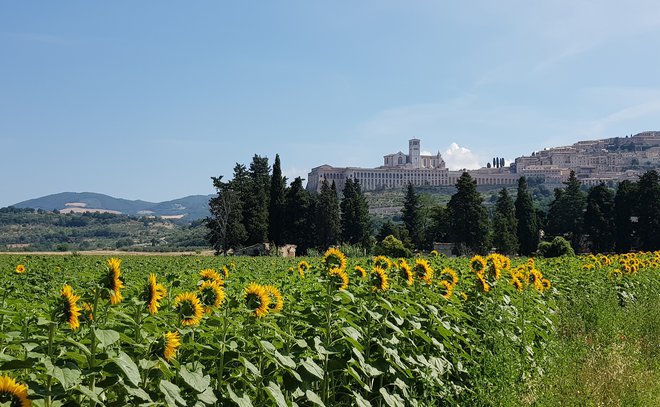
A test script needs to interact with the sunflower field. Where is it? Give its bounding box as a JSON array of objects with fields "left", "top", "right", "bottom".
[{"left": 0, "top": 250, "right": 658, "bottom": 406}]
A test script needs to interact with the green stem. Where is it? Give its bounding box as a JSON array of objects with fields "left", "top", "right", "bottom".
[
  {"left": 134, "top": 304, "right": 142, "bottom": 344},
  {"left": 216, "top": 306, "right": 230, "bottom": 388},
  {"left": 45, "top": 322, "right": 55, "bottom": 407},
  {"left": 322, "top": 277, "right": 333, "bottom": 404},
  {"left": 89, "top": 288, "right": 101, "bottom": 407}
]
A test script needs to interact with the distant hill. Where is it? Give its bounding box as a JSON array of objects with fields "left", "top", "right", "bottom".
[{"left": 12, "top": 192, "right": 212, "bottom": 221}]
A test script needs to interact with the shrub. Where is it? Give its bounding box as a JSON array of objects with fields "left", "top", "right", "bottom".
[
  {"left": 373, "top": 234, "right": 412, "bottom": 258},
  {"left": 538, "top": 236, "right": 575, "bottom": 258}
]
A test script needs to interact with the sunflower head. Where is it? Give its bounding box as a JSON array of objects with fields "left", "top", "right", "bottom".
[
  {"left": 413, "top": 259, "right": 434, "bottom": 285},
  {"left": 477, "top": 275, "right": 490, "bottom": 293},
  {"left": 264, "top": 285, "right": 284, "bottom": 313},
  {"left": 198, "top": 280, "right": 225, "bottom": 313},
  {"left": 297, "top": 260, "right": 311, "bottom": 278},
  {"left": 57, "top": 284, "right": 82, "bottom": 331},
  {"left": 541, "top": 278, "right": 551, "bottom": 292},
  {"left": 322, "top": 248, "right": 347, "bottom": 272},
  {"left": 81, "top": 302, "right": 94, "bottom": 322},
  {"left": 438, "top": 280, "right": 454, "bottom": 300},
  {"left": 328, "top": 267, "right": 349, "bottom": 290},
  {"left": 14, "top": 264, "right": 26, "bottom": 274},
  {"left": 144, "top": 273, "right": 167, "bottom": 315},
  {"left": 0, "top": 374, "right": 31, "bottom": 407},
  {"left": 440, "top": 267, "right": 459, "bottom": 286},
  {"left": 152, "top": 331, "right": 181, "bottom": 362},
  {"left": 173, "top": 292, "right": 204, "bottom": 326},
  {"left": 199, "top": 269, "right": 224, "bottom": 285},
  {"left": 398, "top": 259, "right": 414, "bottom": 286},
  {"left": 354, "top": 265, "right": 367, "bottom": 279},
  {"left": 371, "top": 266, "right": 390, "bottom": 292},
  {"left": 102, "top": 258, "right": 124, "bottom": 305},
  {"left": 470, "top": 255, "right": 487, "bottom": 276},
  {"left": 244, "top": 283, "right": 270, "bottom": 317},
  {"left": 372, "top": 255, "right": 392, "bottom": 271}
]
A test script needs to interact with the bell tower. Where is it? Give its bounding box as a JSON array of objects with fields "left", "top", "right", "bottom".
[{"left": 409, "top": 139, "right": 421, "bottom": 168}]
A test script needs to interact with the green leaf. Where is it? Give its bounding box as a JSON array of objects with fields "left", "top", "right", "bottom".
[
  {"left": 265, "top": 381, "right": 288, "bottom": 407},
  {"left": 179, "top": 365, "right": 211, "bottom": 393},
  {"left": 305, "top": 389, "right": 325, "bottom": 406},
  {"left": 76, "top": 385, "right": 103, "bottom": 404},
  {"left": 197, "top": 388, "right": 218, "bottom": 405},
  {"left": 240, "top": 357, "right": 261, "bottom": 377},
  {"left": 125, "top": 386, "right": 152, "bottom": 402},
  {"left": 111, "top": 351, "right": 141, "bottom": 387},
  {"left": 353, "top": 391, "right": 372, "bottom": 407},
  {"left": 0, "top": 359, "right": 34, "bottom": 370},
  {"left": 227, "top": 385, "right": 253, "bottom": 407},
  {"left": 93, "top": 328, "right": 120, "bottom": 349},
  {"left": 51, "top": 365, "right": 82, "bottom": 389},
  {"left": 160, "top": 379, "right": 186, "bottom": 407},
  {"left": 300, "top": 357, "right": 324, "bottom": 380},
  {"left": 379, "top": 388, "right": 405, "bottom": 407}
]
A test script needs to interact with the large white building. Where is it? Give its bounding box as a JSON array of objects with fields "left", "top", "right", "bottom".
[{"left": 306, "top": 139, "right": 518, "bottom": 192}]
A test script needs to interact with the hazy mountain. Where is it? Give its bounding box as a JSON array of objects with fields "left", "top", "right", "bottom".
[{"left": 12, "top": 192, "right": 212, "bottom": 221}]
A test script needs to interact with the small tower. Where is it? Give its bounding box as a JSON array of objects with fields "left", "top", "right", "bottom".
[{"left": 409, "top": 139, "right": 421, "bottom": 168}]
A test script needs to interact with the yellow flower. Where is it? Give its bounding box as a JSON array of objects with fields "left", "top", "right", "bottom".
[
  {"left": 329, "top": 267, "right": 349, "bottom": 290},
  {"left": 264, "top": 285, "right": 284, "bottom": 313},
  {"left": 322, "top": 248, "right": 347, "bottom": 272},
  {"left": 511, "top": 275, "right": 524, "bottom": 292},
  {"left": 244, "top": 283, "right": 270, "bottom": 317},
  {"left": 198, "top": 280, "right": 225, "bottom": 313},
  {"left": 163, "top": 331, "right": 181, "bottom": 362},
  {"left": 372, "top": 255, "right": 393, "bottom": 271},
  {"left": 200, "top": 269, "right": 224, "bottom": 285},
  {"left": 440, "top": 267, "right": 459, "bottom": 286},
  {"left": 399, "top": 259, "right": 414, "bottom": 286},
  {"left": 144, "top": 273, "right": 167, "bottom": 315},
  {"left": 477, "top": 275, "right": 490, "bottom": 293},
  {"left": 354, "top": 265, "right": 367, "bottom": 279},
  {"left": 413, "top": 259, "right": 434, "bottom": 284},
  {"left": 173, "top": 292, "right": 204, "bottom": 326},
  {"left": 0, "top": 374, "right": 31, "bottom": 407},
  {"left": 541, "top": 278, "right": 551, "bottom": 291},
  {"left": 438, "top": 280, "right": 454, "bottom": 300},
  {"left": 430, "top": 250, "right": 439, "bottom": 257},
  {"left": 15, "top": 264, "right": 26, "bottom": 274},
  {"left": 297, "top": 260, "right": 311, "bottom": 278},
  {"left": 610, "top": 268, "right": 623, "bottom": 280},
  {"left": 59, "top": 284, "right": 82, "bottom": 331},
  {"left": 470, "top": 255, "right": 487, "bottom": 276},
  {"left": 104, "top": 258, "right": 124, "bottom": 305},
  {"left": 371, "top": 266, "right": 390, "bottom": 292},
  {"left": 527, "top": 269, "right": 544, "bottom": 291},
  {"left": 81, "top": 302, "right": 93, "bottom": 322}
]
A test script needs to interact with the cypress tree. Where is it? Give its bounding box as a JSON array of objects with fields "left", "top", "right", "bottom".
[
  {"left": 315, "top": 179, "right": 341, "bottom": 249},
  {"left": 402, "top": 183, "right": 424, "bottom": 249},
  {"left": 243, "top": 155, "right": 270, "bottom": 246},
  {"left": 340, "top": 179, "right": 371, "bottom": 248},
  {"left": 268, "top": 154, "right": 286, "bottom": 246},
  {"left": 636, "top": 170, "right": 660, "bottom": 251},
  {"left": 283, "top": 177, "right": 315, "bottom": 254},
  {"left": 447, "top": 172, "right": 490, "bottom": 254},
  {"left": 515, "top": 177, "right": 539, "bottom": 255},
  {"left": 547, "top": 171, "right": 586, "bottom": 251},
  {"left": 492, "top": 188, "right": 518, "bottom": 255},
  {"left": 584, "top": 184, "right": 615, "bottom": 253},
  {"left": 613, "top": 180, "right": 636, "bottom": 253}
]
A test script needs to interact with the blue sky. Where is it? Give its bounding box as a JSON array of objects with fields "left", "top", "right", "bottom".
[{"left": 2, "top": 1, "right": 660, "bottom": 207}]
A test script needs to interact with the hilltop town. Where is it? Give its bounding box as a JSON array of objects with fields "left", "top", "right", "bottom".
[{"left": 307, "top": 131, "right": 660, "bottom": 192}]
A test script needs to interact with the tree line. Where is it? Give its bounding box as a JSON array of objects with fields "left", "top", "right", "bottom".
[{"left": 206, "top": 153, "right": 660, "bottom": 256}]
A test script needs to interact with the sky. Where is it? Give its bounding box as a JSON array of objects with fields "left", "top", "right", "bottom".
[{"left": 2, "top": 1, "right": 660, "bottom": 207}]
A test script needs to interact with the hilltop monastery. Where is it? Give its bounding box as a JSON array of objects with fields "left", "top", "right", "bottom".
[{"left": 306, "top": 132, "right": 660, "bottom": 192}]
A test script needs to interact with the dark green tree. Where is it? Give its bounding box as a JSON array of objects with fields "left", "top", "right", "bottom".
[
  {"left": 283, "top": 177, "right": 315, "bottom": 254},
  {"left": 340, "top": 179, "right": 372, "bottom": 248},
  {"left": 546, "top": 171, "right": 586, "bottom": 251},
  {"left": 584, "top": 184, "right": 615, "bottom": 253},
  {"left": 315, "top": 179, "right": 341, "bottom": 249},
  {"left": 244, "top": 155, "right": 270, "bottom": 245},
  {"left": 492, "top": 188, "right": 518, "bottom": 255},
  {"left": 613, "top": 180, "right": 637, "bottom": 252},
  {"left": 206, "top": 175, "right": 247, "bottom": 254},
  {"left": 636, "top": 170, "right": 660, "bottom": 251},
  {"left": 268, "top": 154, "right": 286, "bottom": 246},
  {"left": 447, "top": 172, "right": 490, "bottom": 254},
  {"left": 401, "top": 183, "right": 424, "bottom": 249},
  {"left": 426, "top": 205, "right": 450, "bottom": 245},
  {"left": 515, "top": 177, "right": 539, "bottom": 255}
]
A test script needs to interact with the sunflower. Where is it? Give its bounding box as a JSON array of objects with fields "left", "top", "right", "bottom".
[
  {"left": 199, "top": 269, "right": 224, "bottom": 285},
  {"left": 440, "top": 267, "right": 459, "bottom": 286},
  {"left": 610, "top": 268, "right": 623, "bottom": 280},
  {"left": 477, "top": 275, "right": 490, "bottom": 293},
  {"left": 58, "top": 284, "right": 82, "bottom": 331},
  {"left": 430, "top": 250, "right": 439, "bottom": 257},
  {"left": 511, "top": 275, "right": 524, "bottom": 292},
  {"left": 438, "top": 280, "right": 454, "bottom": 300},
  {"left": 297, "top": 260, "right": 311, "bottom": 278},
  {"left": 371, "top": 267, "right": 390, "bottom": 292},
  {"left": 244, "top": 283, "right": 270, "bottom": 317},
  {"left": 470, "top": 255, "right": 487, "bottom": 276},
  {"left": 372, "top": 255, "right": 393, "bottom": 271},
  {"left": 264, "top": 285, "right": 284, "bottom": 313},
  {"left": 222, "top": 265, "right": 230, "bottom": 278},
  {"left": 329, "top": 267, "right": 349, "bottom": 290},
  {"left": 527, "top": 269, "right": 544, "bottom": 291},
  {"left": 15, "top": 264, "right": 26, "bottom": 274},
  {"left": 144, "top": 273, "right": 167, "bottom": 315},
  {"left": 354, "top": 265, "right": 367, "bottom": 279},
  {"left": 198, "top": 280, "right": 225, "bottom": 313},
  {"left": 413, "top": 259, "right": 434, "bottom": 285},
  {"left": 0, "top": 374, "right": 31, "bottom": 407},
  {"left": 103, "top": 258, "right": 124, "bottom": 305},
  {"left": 398, "top": 259, "right": 414, "bottom": 286},
  {"left": 322, "top": 248, "right": 347, "bottom": 272},
  {"left": 541, "top": 278, "right": 551, "bottom": 291},
  {"left": 173, "top": 292, "right": 204, "bottom": 326},
  {"left": 152, "top": 331, "right": 181, "bottom": 362},
  {"left": 81, "top": 302, "right": 94, "bottom": 322}
]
